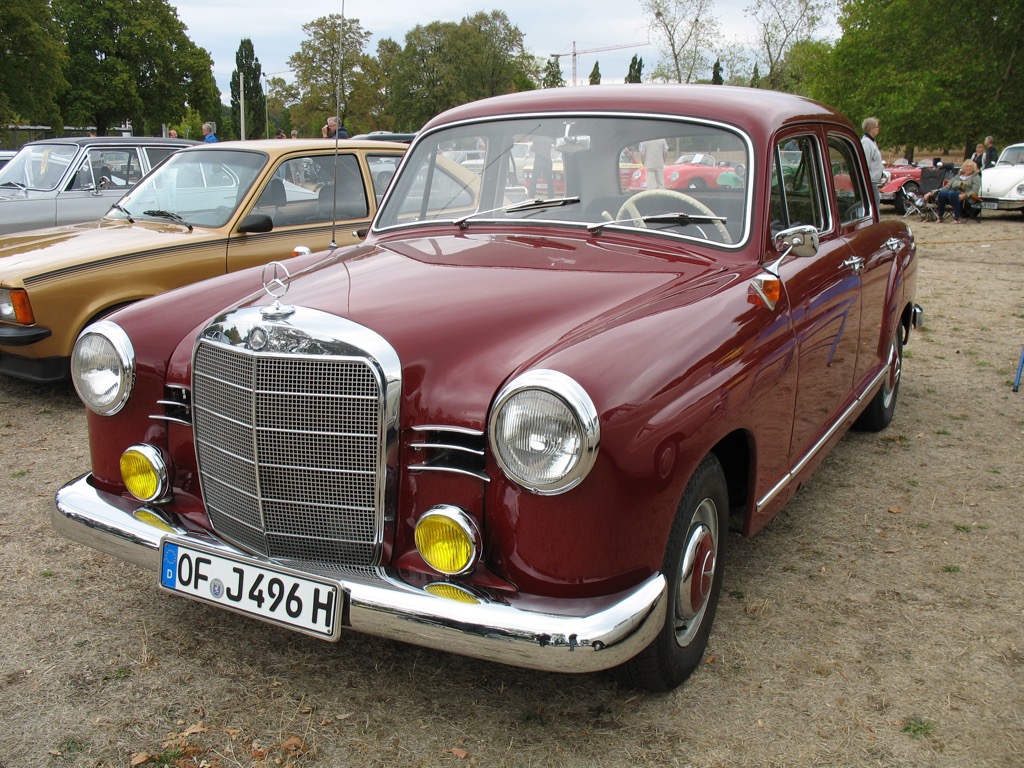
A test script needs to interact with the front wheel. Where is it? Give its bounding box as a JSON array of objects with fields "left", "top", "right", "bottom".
[
  {"left": 894, "top": 182, "right": 919, "bottom": 215},
  {"left": 613, "top": 454, "right": 728, "bottom": 691}
]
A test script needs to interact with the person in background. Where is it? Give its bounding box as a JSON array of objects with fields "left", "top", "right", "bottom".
[
  {"left": 326, "top": 116, "right": 348, "bottom": 139},
  {"left": 639, "top": 137, "right": 669, "bottom": 189},
  {"left": 970, "top": 143, "right": 985, "bottom": 169},
  {"left": 925, "top": 158, "right": 981, "bottom": 224},
  {"left": 290, "top": 129, "right": 299, "bottom": 139},
  {"left": 168, "top": 129, "right": 178, "bottom": 139},
  {"left": 983, "top": 136, "right": 998, "bottom": 169},
  {"left": 201, "top": 122, "right": 218, "bottom": 143},
  {"left": 860, "top": 117, "right": 883, "bottom": 208},
  {"left": 276, "top": 129, "right": 287, "bottom": 139}
]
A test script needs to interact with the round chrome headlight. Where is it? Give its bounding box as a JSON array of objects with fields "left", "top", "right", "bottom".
[
  {"left": 71, "top": 320, "right": 135, "bottom": 415},
  {"left": 488, "top": 369, "right": 599, "bottom": 495}
]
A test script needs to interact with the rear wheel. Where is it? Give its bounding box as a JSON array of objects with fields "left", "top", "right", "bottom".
[
  {"left": 855, "top": 322, "right": 903, "bottom": 431},
  {"left": 614, "top": 454, "right": 728, "bottom": 691}
]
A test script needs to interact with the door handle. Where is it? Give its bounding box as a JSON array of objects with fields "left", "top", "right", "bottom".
[{"left": 842, "top": 256, "right": 865, "bottom": 271}]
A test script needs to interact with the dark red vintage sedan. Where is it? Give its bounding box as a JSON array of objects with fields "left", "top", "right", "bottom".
[{"left": 54, "top": 85, "right": 922, "bottom": 691}]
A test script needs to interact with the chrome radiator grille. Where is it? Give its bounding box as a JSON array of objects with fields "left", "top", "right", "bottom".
[{"left": 192, "top": 339, "right": 386, "bottom": 567}]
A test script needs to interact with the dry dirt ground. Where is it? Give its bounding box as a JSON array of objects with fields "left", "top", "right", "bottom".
[{"left": 0, "top": 211, "right": 1021, "bottom": 768}]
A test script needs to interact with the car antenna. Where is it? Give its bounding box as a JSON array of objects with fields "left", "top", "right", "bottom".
[{"left": 328, "top": 0, "right": 346, "bottom": 249}]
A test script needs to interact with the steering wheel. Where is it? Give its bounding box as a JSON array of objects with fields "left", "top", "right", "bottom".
[{"left": 617, "top": 189, "right": 733, "bottom": 244}]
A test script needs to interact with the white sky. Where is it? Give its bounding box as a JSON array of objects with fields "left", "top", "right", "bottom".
[{"left": 170, "top": 0, "right": 762, "bottom": 102}]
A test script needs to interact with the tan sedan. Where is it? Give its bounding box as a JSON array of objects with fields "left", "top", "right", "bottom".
[{"left": 0, "top": 138, "right": 405, "bottom": 382}]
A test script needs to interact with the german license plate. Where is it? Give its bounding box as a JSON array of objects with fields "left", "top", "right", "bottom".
[
  {"left": 160, "top": 538, "right": 341, "bottom": 639},
  {"left": 980, "top": 201, "right": 998, "bottom": 209}
]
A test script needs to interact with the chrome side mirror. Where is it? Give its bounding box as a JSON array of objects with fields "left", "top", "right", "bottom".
[{"left": 773, "top": 224, "right": 819, "bottom": 259}]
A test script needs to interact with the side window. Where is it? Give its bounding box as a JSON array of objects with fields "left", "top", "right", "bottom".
[
  {"left": 827, "top": 136, "right": 868, "bottom": 223},
  {"left": 368, "top": 154, "right": 402, "bottom": 200},
  {"left": 67, "top": 158, "right": 97, "bottom": 191},
  {"left": 86, "top": 148, "right": 142, "bottom": 190},
  {"left": 276, "top": 154, "right": 369, "bottom": 224},
  {"left": 770, "top": 135, "right": 828, "bottom": 233},
  {"left": 145, "top": 147, "right": 178, "bottom": 169}
]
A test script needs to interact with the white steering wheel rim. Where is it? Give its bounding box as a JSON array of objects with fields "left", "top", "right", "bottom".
[{"left": 617, "top": 189, "right": 733, "bottom": 244}]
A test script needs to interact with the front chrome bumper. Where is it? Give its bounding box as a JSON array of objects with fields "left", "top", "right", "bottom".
[{"left": 53, "top": 474, "right": 666, "bottom": 674}]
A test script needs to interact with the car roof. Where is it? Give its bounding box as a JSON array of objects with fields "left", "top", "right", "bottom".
[
  {"left": 421, "top": 84, "right": 851, "bottom": 139},
  {"left": 22, "top": 136, "right": 198, "bottom": 148},
  {"left": 178, "top": 138, "right": 409, "bottom": 155},
  {"left": 350, "top": 132, "right": 417, "bottom": 143}
]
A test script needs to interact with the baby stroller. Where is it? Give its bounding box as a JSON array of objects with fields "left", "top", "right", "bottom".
[{"left": 902, "top": 188, "right": 939, "bottom": 221}]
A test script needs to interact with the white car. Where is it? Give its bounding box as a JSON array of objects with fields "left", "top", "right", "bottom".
[{"left": 980, "top": 142, "right": 1024, "bottom": 213}]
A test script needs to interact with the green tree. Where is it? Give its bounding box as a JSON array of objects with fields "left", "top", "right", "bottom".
[
  {"left": 288, "top": 14, "right": 372, "bottom": 137},
  {"left": 0, "top": 0, "right": 67, "bottom": 126},
  {"left": 53, "top": 0, "right": 218, "bottom": 136},
  {"left": 542, "top": 58, "right": 566, "bottom": 88},
  {"left": 812, "top": 0, "right": 1023, "bottom": 158},
  {"left": 711, "top": 58, "right": 723, "bottom": 84},
  {"left": 645, "top": 0, "right": 720, "bottom": 83},
  {"left": 388, "top": 12, "right": 534, "bottom": 130},
  {"left": 745, "top": 0, "right": 830, "bottom": 91},
  {"left": 626, "top": 55, "right": 644, "bottom": 83},
  {"left": 230, "top": 39, "right": 266, "bottom": 139},
  {"left": 589, "top": 62, "right": 601, "bottom": 85}
]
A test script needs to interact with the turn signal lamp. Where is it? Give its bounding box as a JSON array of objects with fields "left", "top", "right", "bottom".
[
  {"left": 414, "top": 506, "right": 480, "bottom": 576},
  {"left": 120, "top": 445, "right": 169, "bottom": 503}
]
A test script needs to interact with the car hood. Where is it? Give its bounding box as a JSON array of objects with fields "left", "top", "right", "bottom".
[
  {"left": 981, "top": 166, "right": 1024, "bottom": 197},
  {"left": 0, "top": 218, "right": 208, "bottom": 282},
  {"left": 201, "top": 230, "right": 725, "bottom": 428}
]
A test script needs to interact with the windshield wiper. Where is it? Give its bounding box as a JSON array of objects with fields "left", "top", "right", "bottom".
[
  {"left": 455, "top": 196, "right": 581, "bottom": 229},
  {"left": 112, "top": 203, "right": 134, "bottom": 223},
  {"left": 143, "top": 209, "right": 193, "bottom": 231},
  {"left": 588, "top": 211, "right": 727, "bottom": 235}
]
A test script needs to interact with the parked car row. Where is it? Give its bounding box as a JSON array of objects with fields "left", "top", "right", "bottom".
[
  {"left": 0, "top": 136, "right": 198, "bottom": 234},
  {"left": 878, "top": 142, "right": 1024, "bottom": 215},
  {"left": 0, "top": 138, "right": 406, "bottom": 382},
  {"left": 49, "top": 85, "right": 922, "bottom": 691}
]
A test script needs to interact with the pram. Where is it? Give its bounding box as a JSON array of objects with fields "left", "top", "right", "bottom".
[{"left": 902, "top": 187, "right": 939, "bottom": 221}]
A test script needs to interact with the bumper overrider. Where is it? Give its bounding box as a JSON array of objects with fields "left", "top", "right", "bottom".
[{"left": 53, "top": 473, "right": 667, "bottom": 674}]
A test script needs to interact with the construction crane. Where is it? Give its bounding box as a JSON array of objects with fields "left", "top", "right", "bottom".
[{"left": 550, "top": 41, "right": 649, "bottom": 86}]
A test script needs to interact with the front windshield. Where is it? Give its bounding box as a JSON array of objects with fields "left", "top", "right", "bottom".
[
  {"left": 0, "top": 144, "right": 79, "bottom": 191},
  {"left": 112, "top": 148, "right": 266, "bottom": 228},
  {"left": 996, "top": 146, "right": 1024, "bottom": 166},
  {"left": 375, "top": 115, "right": 751, "bottom": 247}
]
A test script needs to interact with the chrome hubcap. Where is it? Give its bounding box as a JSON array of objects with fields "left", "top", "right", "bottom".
[{"left": 674, "top": 498, "right": 718, "bottom": 646}]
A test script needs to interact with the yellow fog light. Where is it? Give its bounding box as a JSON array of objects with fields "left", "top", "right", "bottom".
[
  {"left": 424, "top": 582, "right": 481, "bottom": 604},
  {"left": 414, "top": 506, "right": 480, "bottom": 576},
  {"left": 120, "top": 444, "right": 169, "bottom": 503}
]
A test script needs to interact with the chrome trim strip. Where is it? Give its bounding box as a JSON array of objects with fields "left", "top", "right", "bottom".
[
  {"left": 409, "top": 441, "right": 484, "bottom": 456},
  {"left": 406, "top": 464, "right": 490, "bottom": 482},
  {"left": 410, "top": 425, "right": 484, "bottom": 436},
  {"left": 148, "top": 415, "right": 192, "bottom": 426},
  {"left": 755, "top": 367, "right": 887, "bottom": 514},
  {"left": 53, "top": 473, "right": 665, "bottom": 674}
]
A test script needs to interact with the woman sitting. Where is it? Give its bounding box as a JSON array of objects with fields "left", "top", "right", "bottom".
[{"left": 925, "top": 159, "right": 981, "bottom": 223}]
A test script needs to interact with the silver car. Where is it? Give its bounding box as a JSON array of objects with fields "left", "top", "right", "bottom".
[{"left": 0, "top": 136, "right": 196, "bottom": 234}]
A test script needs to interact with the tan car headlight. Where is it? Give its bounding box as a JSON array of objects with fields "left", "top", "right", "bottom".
[
  {"left": 71, "top": 320, "right": 135, "bottom": 415},
  {"left": 489, "top": 369, "right": 599, "bottom": 495},
  {"left": 0, "top": 288, "right": 34, "bottom": 324}
]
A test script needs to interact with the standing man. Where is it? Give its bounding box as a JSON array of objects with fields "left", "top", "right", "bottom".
[
  {"left": 326, "top": 116, "right": 348, "bottom": 139},
  {"left": 983, "top": 136, "right": 999, "bottom": 169},
  {"left": 861, "top": 117, "right": 883, "bottom": 208},
  {"left": 202, "top": 122, "right": 218, "bottom": 143},
  {"left": 639, "top": 137, "right": 669, "bottom": 189},
  {"left": 168, "top": 129, "right": 178, "bottom": 138}
]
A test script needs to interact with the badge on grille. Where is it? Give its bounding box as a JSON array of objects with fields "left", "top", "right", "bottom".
[{"left": 260, "top": 261, "right": 295, "bottom": 319}]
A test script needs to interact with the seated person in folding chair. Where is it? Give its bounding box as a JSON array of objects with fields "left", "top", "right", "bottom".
[{"left": 925, "top": 159, "right": 980, "bottom": 223}]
